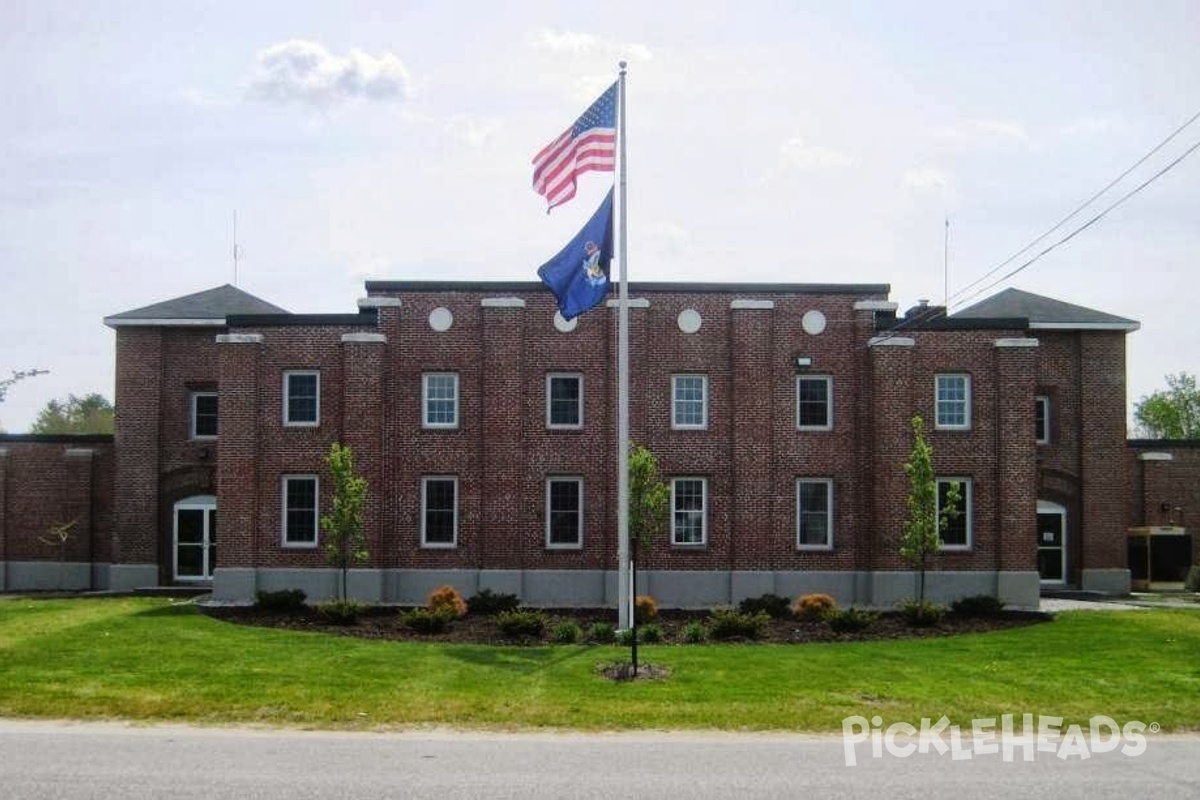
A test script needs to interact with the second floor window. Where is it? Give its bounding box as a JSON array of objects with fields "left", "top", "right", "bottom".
[
  {"left": 1035, "top": 396, "right": 1050, "bottom": 444},
  {"left": 796, "top": 376, "right": 832, "bottom": 431},
  {"left": 935, "top": 374, "right": 970, "bottom": 430},
  {"left": 547, "top": 373, "right": 583, "bottom": 429},
  {"left": 284, "top": 371, "right": 319, "bottom": 426},
  {"left": 190, "top": 392, "right": 218, "bottom": 438},
  {"left": 423, "top": 373, "right": 459, "bottom": 428},
  {"left": 672, "top": 375, "right": 708, "bottom": 429}
]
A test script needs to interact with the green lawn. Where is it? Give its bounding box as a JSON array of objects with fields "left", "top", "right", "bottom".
[{"left": 1, "top": 597, "right": 1198, "bottom": 732}]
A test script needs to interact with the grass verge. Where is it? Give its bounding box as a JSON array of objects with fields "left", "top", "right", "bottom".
[{"left": 1, "top": 597, "right": 1198, "bottom": 732}]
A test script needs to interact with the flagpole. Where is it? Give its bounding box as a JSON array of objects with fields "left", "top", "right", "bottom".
[{"left": 616, "top": 61, "right": 632, "bottom": 630}]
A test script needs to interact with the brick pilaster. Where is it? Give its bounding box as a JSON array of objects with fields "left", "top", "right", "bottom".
[{"left": 216, "top": 333, "right": 263, "bottom": 570}]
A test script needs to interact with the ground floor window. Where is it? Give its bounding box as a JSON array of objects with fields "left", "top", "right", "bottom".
[
  {"left": 282, "top": 475, "right": 318, "bottom": 546},
  {"left": 796, "top": 479, "right": 833, "bottom": 549},
  {"left": 546, "top": 477, "right": 583, "bottom": 548},
  {"left": 671, "top": 477, "right": 707, "bottom": 545},
  {"left": 422, "top": 476, "right": 458, "bottom": 547},
  {"left": 937, "top": 477, "right": 972, "bottom": 549}
]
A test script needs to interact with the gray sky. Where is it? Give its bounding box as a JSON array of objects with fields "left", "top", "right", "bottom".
[{"left": 2, "top": 0, "right": 1198, "bottom": 432}]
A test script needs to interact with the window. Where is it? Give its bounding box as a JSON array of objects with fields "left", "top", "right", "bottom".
[
  {"left": 937, "top": 478, "right": 972, "bottom": 549},
  {"left": 423, "top": 373, "right": 459, "bottom": 428},
  {"left": 1035, "top": 396, "right": 1050, "bottom": 444},
  {"left": 796, "top": 479, "right": 833, "bottom": 549},
  {"left": 422, "top": 476, "right": 458, "bottom": 547},
  {"left": 546, "top": 373, "right": 583, "bottom": 429},
  {"left": 190, "top": 392, "right": 218, "bottom": 439},
  {"left": 282, "top": 475, "right": 318, "bottom": 546},
  {"left": 546, "top": 477, "right": 583, "bottom": 548},
  {"left": 672, "top": 375, "right": 708, "bottom": 429},
  {"left": 671, "top": 477, "right": 707, "bottom": 545},
  {"left": 284, "top": 371, "right": 320, "bottom": 426},
  {"left": 796, "top": 376, "right": 833, "bottom": 431},
  {"left": 935, "top": 374, "right": 971, "bottom": 430}
]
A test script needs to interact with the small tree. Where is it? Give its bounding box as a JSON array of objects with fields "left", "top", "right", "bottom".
[
  {"left": 319, "top": 442, "right": 369, "bottom": 601},
  {"left": 1134, "top": 372, "right": 1200, "bottom": 439},
  {"left": 31, "top": 393, "right": 114, "bottom": 434},
  {"left": 627, "top": 443, "right": 669, "bottom": 675},
  {"left": 899, "top": 416, "right": 960, "bottom": 603}
]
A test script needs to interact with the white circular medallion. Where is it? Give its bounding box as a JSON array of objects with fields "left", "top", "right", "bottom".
[
  {"left": 677, "top": 308, "right": 702, "bottom": 334},
  {"left": 553, "top": 311, "right": 578, "bottom": 333},
  {"left": 801, "top": 309, "right": 827, "bottom": 336},
  {"left": 428, "top": 307, "right": 454, "bottom": 332}
]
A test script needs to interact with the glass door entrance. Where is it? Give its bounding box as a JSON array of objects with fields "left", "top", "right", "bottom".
[{"left": 175, "top": 496, "right": 216, "bottom": 581}]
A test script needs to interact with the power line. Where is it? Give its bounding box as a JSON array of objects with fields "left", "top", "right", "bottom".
[
  {"left": 948, "top": 107, "right": 1200, "bottom": 309},
  {"left": 952, "top": 136, "right": 1200, "bottom": 308}
]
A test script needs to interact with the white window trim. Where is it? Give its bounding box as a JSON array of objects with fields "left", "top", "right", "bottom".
[
  {"left": 422, "top": 373, "right": 460, "bottom": 429},
  {"left": 937, "top": 476, "right": 973, "bottom": 551},
  {"left": 935, "top": 373, "right": 971, "bottom": 431},
  {"left": 545, "top": 476, "right": 584, "bottom": 549},
  {"left": 546, "top": 373, "right": 584, "bottom": 430},
  {"left": 189, "top": 391, "right": 218, "bottom": 440},
  {"left": 796, "top": 375, "right": 833, "bottom": 432},
  {"left": 421, "top": 475, "right": 458, "bottom": 548},
  {"left": 670, "top": 477, "right": 708, "bottom": 546},
  {"left": 671, "top": 374, "right": 709, "bottom": 430},
  {"left": 283, "top": 370, "right": 320, "bottom": 427},
  {"left": 281, "top": 474, "right": 319, "bottom": 548},
  {"left": 1035, "top": 395, "right": 1050, "bottom": 444},
  {"left": 796, "top": 478, "right": 834, "bottom": 551}
]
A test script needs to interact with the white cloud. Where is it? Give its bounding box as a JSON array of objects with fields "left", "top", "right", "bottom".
[
  {"left": 1057, "top": 117, "right": 1115, "bottom": 137},
  {"left": 245, "top": 39, "right": 411, "bottom": 108},
  {"left": 778, "top": 137, "right": 859, "bottom": 171},
  {"left": 902, "top": 167, "right": 950, "bottom": 192},
  {"left": 444, "top": 115, "right": 502, "bottom": 149},
  {"left": 528, "top": 29, "right": 653, "bottom": 62},
  {"left": 935, "top": 118, "right": 1034, "bottom": 149}
]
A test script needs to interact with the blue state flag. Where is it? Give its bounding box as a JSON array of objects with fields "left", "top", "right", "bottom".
[{"left": 537, "top": 188, "right": 614, "bottom": 320}]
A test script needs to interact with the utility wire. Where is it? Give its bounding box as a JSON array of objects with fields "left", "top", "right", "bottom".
[
  {"left": 951, "top": 135, "right": 1200, "bottom": 308},
  {"left": 947, "top": 106, "right": 1200, "bottom": 310}
]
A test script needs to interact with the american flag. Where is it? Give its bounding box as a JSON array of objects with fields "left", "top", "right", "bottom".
[{"left": 532, "top": 82, "right": 617, "bottom": 212}]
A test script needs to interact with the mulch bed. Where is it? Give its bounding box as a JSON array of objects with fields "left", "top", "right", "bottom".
[{"left": 199, "top": 605, "right": 1051, "bottom": 646}]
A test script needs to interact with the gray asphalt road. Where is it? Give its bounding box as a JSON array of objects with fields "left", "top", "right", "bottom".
[{"left": 1, "top": 720, "right": 1197, "bottom": 800}]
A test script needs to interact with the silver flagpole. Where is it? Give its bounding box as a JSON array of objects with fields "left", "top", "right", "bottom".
[{"left": 616, "top": 61, "right": 631, "bottom": 630}]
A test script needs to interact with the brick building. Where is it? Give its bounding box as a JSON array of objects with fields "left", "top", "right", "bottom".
[{"left": 4, "top": 280, "right": 1192, "bottom": 607}]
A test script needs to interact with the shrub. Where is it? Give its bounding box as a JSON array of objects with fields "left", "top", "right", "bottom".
[
  {"left": 587, "top": 621, "right": 616, "bottom": 643},
  {"left": 825, "top": 607, "right": 878, "bottom": 633},
  {"left": 468, "top": 589, "right": 521, "bottom": 616},
  {"left": 551, "top": 620, "right": 582, "bottom": 644},
  {"left": 254, "top": 589, "right": 307, "bottom": 613},
  {"left": 634, "top": 595, "right": 659, "bottom": 624},
  {"left": 738, "top": 593, "right": 792, "bottom": 619},
  {"left": 616, "top": 627, "right": 635, "bottom": 646},
  {"left": 681, "top": 620, "right": 707, "bottom": 643},
  {"left": 898, "top": 598, "right": 947, "bottom": 627},
  {"left": 427, "top": 585, "right": 468, "bottom": 618},
  {"left": 793, "top": 593, "right": 837, "bottom": 621},
  {"left": 951, "top": 594, "right": 1007, "bottom": 617},
  {"left": 707, "top": 608, "right": 770, "bottom": 640},
  {"left": 639, "top": 623, "right": 664, "bottom": 643},
  {"left": 401, "top": 607, "right": 455, "bottom": 633},
  {"left": 314, "top": 599, "right": 364, "bottom": 625},
  {"left": 496, "top": 609, "right": 548, "bottom": 638}
]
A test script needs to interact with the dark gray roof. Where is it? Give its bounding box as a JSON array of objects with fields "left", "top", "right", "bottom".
[
  {"left": 104, "top": 284, "right": 288, "bottom": 327},
  {"left": 953, "top": 288, "right": 1139, "bottom": 331}
]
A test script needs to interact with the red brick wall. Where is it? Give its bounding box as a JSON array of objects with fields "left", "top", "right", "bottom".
[{"left": 0, "top": 438, "right": 115, "bottom": 569}]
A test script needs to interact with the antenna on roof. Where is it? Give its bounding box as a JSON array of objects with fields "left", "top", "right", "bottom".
[
  {"left": 232, "top": 210, "right": 242, "bottom": 287},
  {"left": 943, "top": 216, "right": 950, "bottom": 308}
]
